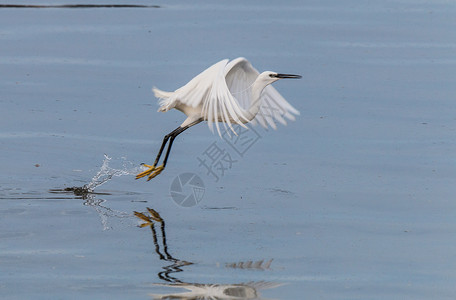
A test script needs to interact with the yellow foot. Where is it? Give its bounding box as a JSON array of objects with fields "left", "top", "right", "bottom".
[
  {"left": 133, "top": 211, "right": 153, "bottom": 227},
  {"left": 147, "top": 207, "right": 163, "bottom": 222},
  {"left": 135, "top": 163, "right": 156, "bottom": 180},
  {"left": 147, "top": 165, "right": 164, "bottom": 181},
  {"left": 134, "top": 208, "right": 163, "bottom": 227}
]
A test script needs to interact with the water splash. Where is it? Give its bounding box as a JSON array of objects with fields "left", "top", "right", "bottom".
[
  {"left": 83, "top": 196, "right": 130, "bottom": 231},
  {"left": 82, "top": 154, "right": 142, "bottom": 230},
  {"left": 84, "top": 154, "right": 139, "bottom": 191},
  {"left": 50, "top": 154, "right": 142, "bottom": 230}
]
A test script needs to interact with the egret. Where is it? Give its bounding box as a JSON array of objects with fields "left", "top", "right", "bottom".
[{"left": 136, "top": 57, "right": 301, "bottom": 181}]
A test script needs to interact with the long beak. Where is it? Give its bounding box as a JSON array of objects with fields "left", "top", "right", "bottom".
[{"left": 274, "top": 73, "right": 302, "bottom": 79}]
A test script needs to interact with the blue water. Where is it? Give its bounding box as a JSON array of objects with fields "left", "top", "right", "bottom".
[{"left": 1, "top": 1, "right": 456, "bottom": 299}]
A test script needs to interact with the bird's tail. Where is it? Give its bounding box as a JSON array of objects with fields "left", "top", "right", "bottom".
[
  {"left": 153, "top": 87, "right": 174, "bottom": 112},
  {"left": 153, "top": 87, "right": 173, "bottom": 99}
]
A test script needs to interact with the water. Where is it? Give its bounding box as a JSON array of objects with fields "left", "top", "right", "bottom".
[{"left": 1, "top": 1, "right": 456, "bottom": 299}]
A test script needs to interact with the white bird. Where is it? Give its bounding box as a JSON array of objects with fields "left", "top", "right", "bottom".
[
  {"left": 136, "top": 57, "right": 301, "bottom": 181},
  {"left": 150, "top": 281, "right": 284, "bottom": 299}
]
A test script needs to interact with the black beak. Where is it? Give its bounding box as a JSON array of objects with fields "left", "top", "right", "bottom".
[{"left": 273, "top": 73, "right": 302, "bottom": 79}]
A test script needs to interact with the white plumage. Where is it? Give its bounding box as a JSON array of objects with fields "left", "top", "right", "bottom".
[
  {"left": 154, "top": 57, "right": 300, "bottom": 136},
  {"left": 136, "top": 57, "right": 301, "bottom": 181},
  {"left": 150, "top": 281, "right": 284, "bottom": 299}
]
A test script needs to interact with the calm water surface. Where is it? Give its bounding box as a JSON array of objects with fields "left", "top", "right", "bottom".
[{"left": 1, "top": 1, "right": 456, "bottom": 299}]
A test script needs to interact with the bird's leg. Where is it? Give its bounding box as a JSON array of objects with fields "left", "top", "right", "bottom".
[
  {"left": 135, "top": 132, "right": 173, "bottom": 180},
  {"left": 136, "top": 118, "right": 202, "bottom": 181},
  {"left": 144, "top": 128, "right": 182, "bottom": 180}
]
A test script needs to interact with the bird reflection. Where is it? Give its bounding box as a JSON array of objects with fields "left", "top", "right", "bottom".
[
  {"left": 150, "top": 281, "right": 283, "bottom": 300},
  {"left": 134, "top": 208, "right": 192, "bottom": 283},
  {"left": 134, "top": 207, "right": 283, "bottom": 300},
  {"left": 226, "top": 259, "right": 273, "bottom": 270}
]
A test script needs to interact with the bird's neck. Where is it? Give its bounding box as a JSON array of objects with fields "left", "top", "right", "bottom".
[{"left": 243, "top": 79, "right": 269, "bottom": 122}]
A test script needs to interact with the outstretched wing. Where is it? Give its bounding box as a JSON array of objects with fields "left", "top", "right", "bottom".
[
  {"left": 200, "top": 59, "right": 250, "bottom": 137},
  {"left": 155, "top": 59, "right": 227, "bottom": 112},
  {"left": 225, "top": 57, "right": 300, "bottom": 130},
  {"left": 154, "top": 57, "right": 299, "bottom": 138},
  {"left": 154, "top": 59, "right": 249, "bottom": 137}
]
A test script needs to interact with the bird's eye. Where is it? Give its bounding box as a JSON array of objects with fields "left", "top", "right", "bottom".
[{"left": 269, "top": 73, "right": 275, "bottom": 78}]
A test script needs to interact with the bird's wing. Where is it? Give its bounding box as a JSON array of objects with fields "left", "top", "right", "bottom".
[
  {"left": 225, "top": 57, "right": 300, "bottom": 130},
  {"left": 184, "top": 59, "right": 251, "bottom": 137},
  {"left": 156, "top": 58, "right": 299, "bottom": 137},
  {"left": 159, "top": 59, "right": 249, "bottom": 137},
  {"left": 201, "top": 59, "right": 252, "bottom": 137},
  {"left": 157, "top": 59, "right": 227, "bottom": 112}
]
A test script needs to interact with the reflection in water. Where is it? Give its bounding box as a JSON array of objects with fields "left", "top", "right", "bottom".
[
  {"left": 150, "top": 281, "right": 284, "bottom": 300},
  {"left": 226, "top": 259, "right": 273, "bottom": 270},
  {"left": 49, "top": 186, "right": 130, "bottom": 230},
  {"left": 49, "top": 155, "right": 140, "bottom": 229},
  {"left": 135, "top": 208, "right": 193, "bottom": 283},
  {"left": 83, "top": 194, "right": 130, "bottom": 230},
  {"left": 135, "top": 208, "right": 284, "bottom": 300}
]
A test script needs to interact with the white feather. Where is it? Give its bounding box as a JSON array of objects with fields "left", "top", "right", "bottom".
[{"left": 154, "top": 57, "right": 300, "bottom": 137}]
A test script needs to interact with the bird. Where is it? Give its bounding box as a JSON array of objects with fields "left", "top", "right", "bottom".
[
  {"left": 136, "top": 57, "right": 301, "bottom": 181},
  {"left": 150, "top": 281, "right": 284, "bottom": 299}
]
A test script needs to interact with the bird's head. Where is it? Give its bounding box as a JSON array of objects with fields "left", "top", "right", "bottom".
[{"left": 259, "top": 71, "right": 302, "bottom": 84}]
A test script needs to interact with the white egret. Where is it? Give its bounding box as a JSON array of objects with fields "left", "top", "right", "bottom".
[{"left": 136, "top": 57, "right": 301, "bottom": 181}]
